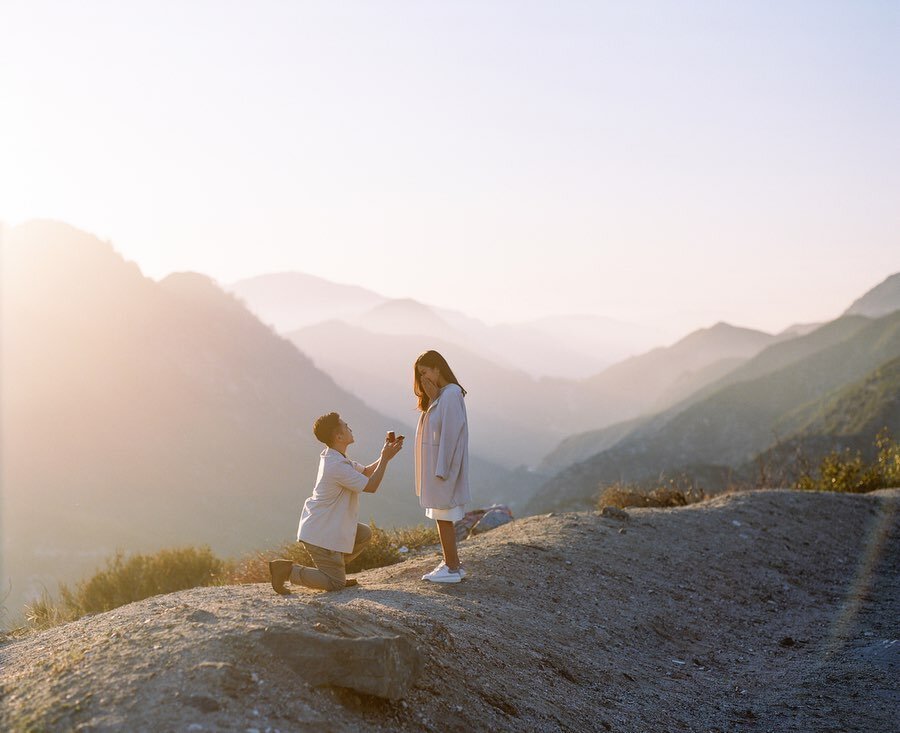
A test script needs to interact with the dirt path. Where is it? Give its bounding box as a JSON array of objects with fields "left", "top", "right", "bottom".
[{"left": 1, "top": 489, "right": 897, "bottom": 732}]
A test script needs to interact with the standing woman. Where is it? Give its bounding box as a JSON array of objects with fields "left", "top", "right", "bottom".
[{"left": 414, "top": 350, "right": 470, "bottom": 584}]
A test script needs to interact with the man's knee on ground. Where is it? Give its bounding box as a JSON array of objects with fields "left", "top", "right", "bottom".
[{"left": 326, "top": 575, "right": 347, "bottom": 591}]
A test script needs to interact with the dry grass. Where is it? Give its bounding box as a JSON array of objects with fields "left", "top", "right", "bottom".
[
  {"left": 23, "top": 546, "right": 229, "bottom": 631},
  {"left": 19, "top": 524, "right": 440, "bottom": 633},
  {"left": 597, "top": 483, "right": 709, "bottom": 510},
  {"left": 228, "top": 522, "right": 440, "bottom": 584}
]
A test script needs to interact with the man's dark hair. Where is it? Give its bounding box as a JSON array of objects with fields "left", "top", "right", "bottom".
[{"left": 313, "top": 412, "right": 342, "bottom": 446}]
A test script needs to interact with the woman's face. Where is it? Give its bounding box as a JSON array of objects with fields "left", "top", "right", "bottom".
[{"left": 417, "top": 364, "right": 442, "bottom": 386}]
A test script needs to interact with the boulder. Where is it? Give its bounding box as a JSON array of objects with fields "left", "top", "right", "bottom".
[
  {"left": 259, "top": 628, "right": 423, "bottom": 700},
  {"left": 600, "top": 506, "right": 630, "bottom": 521},
  {"left": 470, "top": 507, "right": 514, "bottom": 535},
  {"left": 456, "top": 504, "right": 514, "bottom": 541}
]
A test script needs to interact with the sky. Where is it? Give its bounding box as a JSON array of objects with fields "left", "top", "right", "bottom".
[{"left": 1, "top": 1, "right": 898, "bottom": 337}]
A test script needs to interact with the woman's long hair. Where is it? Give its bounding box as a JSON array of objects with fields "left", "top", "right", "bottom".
[{"left": 413, "top": 350, "right": 466, "bottom": 412}]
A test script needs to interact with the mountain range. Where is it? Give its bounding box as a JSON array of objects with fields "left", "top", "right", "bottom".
[
  {"left": 527, "top": 308, "right": 900, "bottom": 513},
  {"left": 539, "top": 305, "right": 895, "bottom": 474},
  {"left": 288, "top": 314, "right": 792, "bottom": 469},
  {"left": 230, "top": 274, "right": 666, "bottom": 379},
  {"left": 0, "top": 221, "right": 531, "bottom": 624}
]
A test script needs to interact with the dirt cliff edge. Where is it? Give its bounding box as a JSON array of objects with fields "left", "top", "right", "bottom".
[{"left": 2, "top": 489, "right": 898, "bottom": 732}]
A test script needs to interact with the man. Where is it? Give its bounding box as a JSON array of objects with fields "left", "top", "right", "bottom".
[{"left": 269, "top": 412, "right": 403, "bottom": 593}]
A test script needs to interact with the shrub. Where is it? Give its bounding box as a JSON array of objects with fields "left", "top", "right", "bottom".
[
  {"left": 22, "top": 545, "right": 229, "bottom": 629},
  {"left": 24, "top": 591, "right": 76, "bottom": 630},
  {"left": 20, "top": 524, "right": 440, "bottom": 632},
  {"left": 347, "top": 523, "right": 439, "bottom": 574},
  {"left": 875, "top": 428, "right": 900, "bottom": 486},
  {"left": 794, "top": 429, "right": 900, "bottom": 493},
  {"left": 597, "top": 483, "right": 707, "bottom": 510}
]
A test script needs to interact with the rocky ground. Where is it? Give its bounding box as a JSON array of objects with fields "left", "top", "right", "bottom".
[{"left": 1, "top": 488, "right": 897, "bottom": 732}]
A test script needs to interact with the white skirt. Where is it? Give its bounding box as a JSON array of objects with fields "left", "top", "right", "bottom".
[{"left": 425, "top": 505, "right": 465, "bottom": 522}]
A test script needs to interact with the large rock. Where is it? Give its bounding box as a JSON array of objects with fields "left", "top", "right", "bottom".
[
  {"left": 455, "top": 504, "right": 514, "bottom": 541},
  {"left": 470, "top": 507, "right": 514, "bottom": 535},
  {"left": 600, "top": 506, "right": 630, "bottom": 521},
  {"left": 260, "top": 627, "right": 423, "bottom": 700}
]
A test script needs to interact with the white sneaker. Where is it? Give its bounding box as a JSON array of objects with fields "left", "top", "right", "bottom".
[
  {"left": 421, "top": 562, "right": 466, "bottom": 581},
  {"left": 422, "top": 563, "right": 464, "bottom": 583}
]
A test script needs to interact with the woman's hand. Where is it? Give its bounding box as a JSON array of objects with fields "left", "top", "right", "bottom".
[{"left": 421, "top": 375, "right": 439, "bottom": 401}]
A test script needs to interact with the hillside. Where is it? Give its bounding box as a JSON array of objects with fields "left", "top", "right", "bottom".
[
  {"left": 538, "top": 324, "right": 797, "bottom": 473},
  {"left": 2, "top": 489, "right": 897, "bottom": 732},
  {"left": 844, "top": 272, "right": 900, "bottom": 318},
  {"left": 748, "top": 356, "right": 900, "bottom": 481},
  {"left": 0, "top": 221, "right": 522, "bottom": 626},
  {"left": 539, "top": 416, "right": 648, "bottom": 474},
  {"left": 530, "top": 311, "right": 900, "bottom": 513},
  {"left": 564, "top": 322, "right": 789, "bottom": 435},
  {"left": 777, "top": 355, "right": 900, "bottom": 439}
]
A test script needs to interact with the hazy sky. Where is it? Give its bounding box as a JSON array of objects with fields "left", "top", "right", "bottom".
[{"left": 2, "top": 1, "right": 898, "bottom": 336}]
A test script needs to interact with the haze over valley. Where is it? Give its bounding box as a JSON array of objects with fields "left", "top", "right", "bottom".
[{"left": 3, "top": 220, "right": 898, "bottom": 627}]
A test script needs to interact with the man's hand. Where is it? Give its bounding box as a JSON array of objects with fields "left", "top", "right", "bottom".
[
  {"left": 381, "top": 435, "right": 404, "bottom": 461},
  {"left": 421, "top": 375, "right": 439, "bottom": 401},
  {"left": 364, "top": 434, "right": 404, "bottom": 492}
]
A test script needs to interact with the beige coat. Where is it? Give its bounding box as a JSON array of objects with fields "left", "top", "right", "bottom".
[{"left": 414, "top": 383, "right": 470, "bottom": 510}]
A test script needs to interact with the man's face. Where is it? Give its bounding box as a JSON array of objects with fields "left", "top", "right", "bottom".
[{"left": 337, "top": 419, "right": 354, "bottom": 445}]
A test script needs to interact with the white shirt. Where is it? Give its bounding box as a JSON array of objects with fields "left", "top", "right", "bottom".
[{"left": 297, "top": 447, "right": 369, "bottom": 553}]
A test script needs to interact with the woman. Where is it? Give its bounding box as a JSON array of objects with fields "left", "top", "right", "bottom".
[{"left": 414, "top": 350, "right": 470, "bottom": 584}]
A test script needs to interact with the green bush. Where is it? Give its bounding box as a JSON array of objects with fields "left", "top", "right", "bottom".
[
  {"left": 794, "top": 429, "right": 900, "bottom": 493},
  {"left": 875, "top": 428, "right": 900, "bottom": 486}
]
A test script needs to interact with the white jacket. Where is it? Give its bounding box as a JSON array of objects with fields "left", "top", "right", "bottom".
[{"left": 414, "top": 383, "right": 470, "bottom": 510}]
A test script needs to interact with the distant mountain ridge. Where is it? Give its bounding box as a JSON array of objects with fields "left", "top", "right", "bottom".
[
  {"left": 527, "top": 310, "right": 900, "bottom": 513},
  {"left": 536, "top": 322, "right": 791, "bottom": 472},
  {"left": 229, "top": 272, "right": 387, "bottom": 332},
  {"left": 541, "top": 315, "right": 879, "bottom": 473},
  {"left": 578, "top": 321, "right": 787, "bottom": 418},
  {"left": 287, "top": 317, "right": 785, "bottom": 470},
  {"left": 228, "top": 275, "right": 664, "bottom": 379},
  {"left": 844, "top": 272, "right": 900, "bottom": 318}
]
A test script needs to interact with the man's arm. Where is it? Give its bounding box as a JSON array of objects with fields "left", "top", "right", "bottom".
[
  {"left": 362, "top": 434, "right": 401, "bottom": 476},
  {"left": 363, "top": 437, "right": 403, "bottom": 493}
]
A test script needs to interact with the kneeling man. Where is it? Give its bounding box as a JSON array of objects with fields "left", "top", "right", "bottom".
[{"left": 270, "top": 412, "right": 403, "bottom": 593}]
